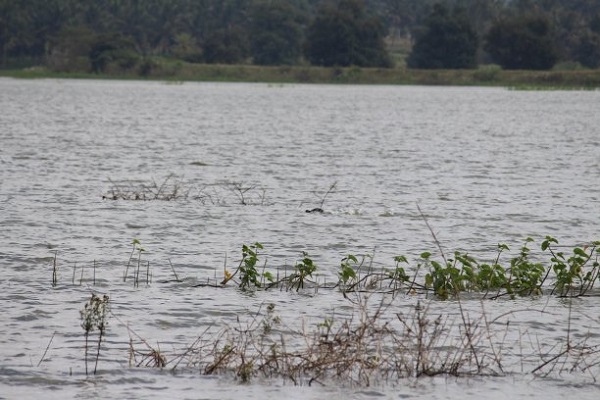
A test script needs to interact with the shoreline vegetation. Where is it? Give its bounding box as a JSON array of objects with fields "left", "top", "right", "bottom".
[
  {"left": 64, "top": 234, "right": 600, "bottom": 383},
  {"left": 2, "top": 63, "right": 600, "bottom": 89}
]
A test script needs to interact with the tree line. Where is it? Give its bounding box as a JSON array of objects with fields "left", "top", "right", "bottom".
[{"left": 1, "top": 0, "right": 599, "bottom": 72}]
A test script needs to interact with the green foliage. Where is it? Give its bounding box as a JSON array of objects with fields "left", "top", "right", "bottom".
[
  {"left": 304, "top": 0, "right": 392, "bottom": 67},
  {"left": 473, "top": 64, "right": 502, "bottom": 82},
  {"left": 3, "top": 0, "right": 600, "bottom": 70},
  {"left": 418, "top": 239, "right": 567, "bottom": 299},
  {"left": 542, "top": 236, "right": 600, "bottom": 296},
  {"left": 238, "top": 242, "right": 265, "bottom": 290},
  {"left": 46, "top": 26, "right": 96, "bottom": 72},
  {"left": 485, "top": 14, "right": 559, "bottom": 70},
  {"left": 338, "top": 254, "right": 358, "bottom": 287},
  {"left": 202, "top": 27, "right": 250, "bottom": 64},
  {"left": 289, "top": 252, "right": 317, "bottom": 291},
  {"left": 249, "top": 0, "right": 307, "bottom": 66},
  {"left": 423, "top": 251, "right": 478, "bottom": 299},
  {"left": 504, "top": 238, "right": 545, "bottom": 296},
  {"left": 476, "top": 262, "right": 508, "bottom": 291},
  {"left": 388, "top": 255, "right": 410, "bottom": 283},
  {"left": 407, "top": 3, "right": 478, "bottom": 69},
  {"left": 571, "top": 31, "right": 600, "bottom": 69},
  {"left": 170, "top": 33, "right": 202, "bottom": 63},
  {"left": 89, "top": 33, "right": 139, "bottom": 73}
]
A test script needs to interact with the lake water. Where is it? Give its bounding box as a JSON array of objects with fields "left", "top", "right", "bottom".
[{"left": 0, "top": 78, "right": 599, "bottom": 399}]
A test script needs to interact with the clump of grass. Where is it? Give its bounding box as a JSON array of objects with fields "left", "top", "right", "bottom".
[
  {"left": 227, "top": 181, "right": 268, "bottom": 205},
  {"left": 104, "top": 174, "right": 189, "bottom": 201},
  {"left": 124, "top": 297, "right": 508, "bottom": 384},
  {"left": 118, "top": 294, "right": 600, "bottom": 385},
  {"left": 80, "top": 293, "right": 110, "bottom": 375}
]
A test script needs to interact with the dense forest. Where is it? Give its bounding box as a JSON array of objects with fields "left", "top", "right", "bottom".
[{"left": 1, "top": 0, "right": 600, "bottom": 72}]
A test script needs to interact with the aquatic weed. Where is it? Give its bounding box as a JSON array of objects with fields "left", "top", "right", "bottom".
[{"left": 80, "top": 293, "right": 110, "bottom": 375}]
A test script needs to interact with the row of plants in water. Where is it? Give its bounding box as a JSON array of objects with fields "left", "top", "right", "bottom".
[
  {"left": 50, "top": 235, "right": 599, "bottom": 384},
  {"left": 209, "top": 236, "right": 599, "bottom": 300},
  {"left": 53, "top": 236, "right": 599, "bottom": 300}
]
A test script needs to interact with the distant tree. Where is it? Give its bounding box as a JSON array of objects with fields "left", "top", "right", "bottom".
[
  {"left": 591, "top": 13, "right": 600, "bottom": 34},
  {"left": 572, "top": 30, "right": 600, "bottom": 68},
  {"left": 46, "top": 26, "right": 96, "bottom": 72},
  {"left": 89, "top": 33, "right": 139, "bottom": 73},
  {"left": 407, "top": 3, "right": 478, "bottom": 69},
  {"left": 170, "top": 33, "right": 203, "bottom": 63},
  {"left": 203, "top": 27, "right": 250, "bottom": 64},
  {"left": 249, "top": 0, "right": 307, "bottom": 65},
  {"left": 304, "top": 0, "right": 392, "bottom": 67},
  {"left": 485, "top": 14, "right": 559, "bottom": 70},
  {"left": 0, "top": 0, "right": 73, "bottom": 66}
]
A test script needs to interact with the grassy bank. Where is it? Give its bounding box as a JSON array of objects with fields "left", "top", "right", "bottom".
[{"left": 2, "top": 62, "right": 600, "bottom": 88}]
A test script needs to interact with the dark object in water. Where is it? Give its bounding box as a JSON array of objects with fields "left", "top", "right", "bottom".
[{"left": 305, "top": 208, "right": 324, "bottom": 213}]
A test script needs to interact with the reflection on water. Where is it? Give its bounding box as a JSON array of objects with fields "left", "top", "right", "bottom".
[{"left": 0, "top": 78, "right": 599, "bottom": 399}]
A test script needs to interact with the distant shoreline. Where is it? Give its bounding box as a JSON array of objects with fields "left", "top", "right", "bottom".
[{"left": 2, "top": 64, "right": 600, "bottom": 89}]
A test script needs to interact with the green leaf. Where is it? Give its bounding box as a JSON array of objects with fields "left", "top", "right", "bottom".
[
  {"left": 573, "top": 248, "right": 588, "bottom": 257},
  {"left": 263, "top": 271, "right": 274, "bottom": 282},
  {"left": 394, "top": 255, "right": 408, "bottom": 264},
  {"left": 425, "top": 274, "right": 433, "bottom": 287}
]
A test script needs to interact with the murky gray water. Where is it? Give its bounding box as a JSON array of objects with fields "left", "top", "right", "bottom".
[{"left": 1, "top": 78, "right": 599, "bottom": 399}]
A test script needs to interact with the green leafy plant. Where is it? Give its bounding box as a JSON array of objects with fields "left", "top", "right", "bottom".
[
  {"left": 476, "top": 244, "right": 510, "bottom": 294},
  {"left": 239, "top": 242, "right": 264, "bottom": 290},
  {"left": 496, "top": 238, "right": 545, "bottom": 298},
  {"left": 424, "top": 251, "right": 466, "bottom": 299},
  {"left": 338, "top": 255, "right": 358, "bottom": 289},
  {"left": 387, "top": 255, "right": 410, "bottom": 291},
  {"left": 289, "top": 252, "right": 317, "bottom": 291},
  {"left": 543, "top": 236, "right": 600, "bottom": 296}
]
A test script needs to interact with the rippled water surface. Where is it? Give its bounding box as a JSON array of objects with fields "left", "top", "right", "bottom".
[{"left": 1, "top": 78, "right": 599, "bottom": 399}]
